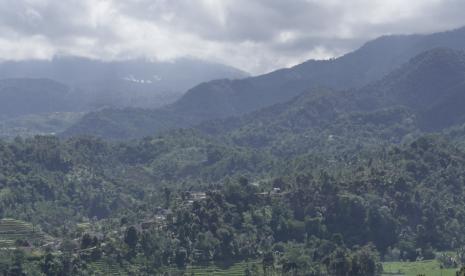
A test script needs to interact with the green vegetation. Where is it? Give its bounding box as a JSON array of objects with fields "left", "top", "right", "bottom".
[
  {"left": 0, "top": 112, "right": 83, "bottom": 139},
  {"left": 0, "top": 219, "right": 48, "bottom": 248},
  {"left": 64, "top": 29, "right": 465, "bottom": 140},
  {"left": 4, "top": 133, "right": 465, "bottom": 274},
  {"left": 382, "top": 260, "right": 457, "bottom": 276},
  {"left": 3, "top": 37, "right": 465, "bottom": 275},
  {"left": 163, "top": 261, "right": 261, "bottom": 276}
]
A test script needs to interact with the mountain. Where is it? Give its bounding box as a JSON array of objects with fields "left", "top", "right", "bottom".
[
  {"left": 174, "top": 27, "right": 465, "bottom": 119},
  {"left": 0, "top": 78, "right": 75, "bottom": 119},
  {"left": 65, "top": 26, "right": 465, "bottom": 139},
  {"left": 0, "top": 58, "right": 247, "bottom": 138},
  {"left": 361, "top": 48, "right": 465, "bottom": 130},
  {"left": 0, "top": 78, "right": 87, "bottom": 138},
  {"left": 0, "top": 112, "right": 83, "bottom": 139},
  {"left": 195, "top": 48, "right": 465, "bottom": 158},
  {"left": 0, "top": 57, "right": 248, "bottom": 110},
  {"left": 6, "top": 43, "right": 465, "bottom": 276},
  {"left": 60, "top": 108, "right": 193, "bottom": 140}
]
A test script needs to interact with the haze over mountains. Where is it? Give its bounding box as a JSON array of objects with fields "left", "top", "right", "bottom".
[
  {"left": 0, "top": 57, "right": 247, "bottom": 138},
  {"left": 0, "top": 57, "right": 247, "bottom": 112},
  {"left": 64, "top": 26, "right": 465, "bottom": 140}
]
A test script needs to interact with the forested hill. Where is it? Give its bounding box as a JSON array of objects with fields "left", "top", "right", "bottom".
[
  {"left": 195, "top": 48, "right": 465, "bottom": 158},
  {"left": 172, "top": 27, "right": 465, "bottom": 118},
  {"left": 5, "top": 28, "right": 465, "bottom": 275},
  {"left": 4, "top": 132, "right": 465, "bottom": 273},
  {"left": 64, "top": 26, "right": 465, "bottom": 139}
]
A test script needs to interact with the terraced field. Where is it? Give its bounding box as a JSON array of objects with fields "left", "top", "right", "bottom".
[
  {"left": 89, "top": 260, "right": 126, "bottom": 276},
  {"left": 0, "top": 218, "right": 47, "bottom": 248},
  {"left": 167, "top": 261, "right": 262, "bottom": 276},
  {"left": 86, "top": 260, "right": 258, "bottom": 275}
]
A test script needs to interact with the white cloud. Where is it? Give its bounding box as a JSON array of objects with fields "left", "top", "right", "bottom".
[
  {"left": 0, "top": 0, "right": 464, "bottom": 74},
  {"left": 0, "top": 35, "right": 54, "bottom": 61}
]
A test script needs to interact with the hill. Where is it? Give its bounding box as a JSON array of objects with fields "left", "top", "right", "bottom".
[
  {"left": 172, "top": 27, "right": 465, "bottom": 119},
  {"left": 0, "top": 58, "right": 247, "bottom": 138},
  {"left": 8, "top": 49, "right": 465, "bottom": 231},
  {"left": 0, "top": 78, "right": 76, "bottom": 119},
  {"left": 6, "top": 27, "right": 465, "bottom": 276},
  {"left": 194, "top": 48, "right": 465, "bottom": 159},
  {"left": 4, "top": 133, "right": 465, "bottom": 274},
  {"left": 0, "top": 218, "right": 50, "bottom": 249},
  {"left": 64, "top": 27, "right": 465, "bottom": 139},
  {"left": 0, "top": 57, "right": 248, "bottom": 110}
]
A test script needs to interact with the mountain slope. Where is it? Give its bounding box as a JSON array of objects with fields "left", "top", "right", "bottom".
[
  {"left": 65, "top": 26, "right": 465, "bottom": 139},
  {"left": 61, "top": 108, "right": 193, "bottom": 140},
  {"left": 0, "top": 78, "right": 75, "bottom": 118},
  {"left": 197, "top": 48, "right": 465, "bottom": 157},
  {"left": 174, "top": 26, "right": 465, "bottom": 119},
  {"left": 0, "top": 57, "right": 248, "bottom": 110},
  {"left": 360, "top": 48, "right": 465, "bottom": 131},
  {"left": 0, "top": 58, "right": 248, "bottom": 138}
]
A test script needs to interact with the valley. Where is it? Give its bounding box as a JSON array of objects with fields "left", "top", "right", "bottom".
[{"left": 2, "top": 22, "right": 465, "bottom": 276}]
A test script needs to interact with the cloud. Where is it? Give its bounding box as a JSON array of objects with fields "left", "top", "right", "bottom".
[{"left": 0, "top": 0, "right": 465, "bottom": 74}]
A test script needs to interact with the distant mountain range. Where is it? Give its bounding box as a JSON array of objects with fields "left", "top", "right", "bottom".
[
  {"left": 0, "top": 57, "right": 247, "bottom": 137},
  {"left": 0, "top": 79, "right": 72, "bottom": 118},
  {"left": 64, "top": 26, "right": 465, "bottom": 139},
  {"left": 0, "top": 57, "right": 247, "bottom": 114}
]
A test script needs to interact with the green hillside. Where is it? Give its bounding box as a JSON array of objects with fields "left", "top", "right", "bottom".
[{"left": 4, "top": 29, "right": 465, "bottom": 276}]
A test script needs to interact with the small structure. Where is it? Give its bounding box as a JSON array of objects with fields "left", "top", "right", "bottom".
[
  {"left": 183, "top": 191, "right": 207, "bottom": 204},
  {"left": 188, "top": 192, "right": 207, "bottom": 201}
]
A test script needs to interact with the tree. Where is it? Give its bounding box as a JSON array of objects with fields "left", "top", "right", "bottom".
[
  {"left": 175, "top": 247, "right": 188, "bottom": 268},
  {"left": 327, "top": 248, "right": 351, "bottom": 276},
  {"left": 81, "top": 233, "right": 95, "bottom": 249},
  {"left": 262, "top": 252, "right": 274, "bottom": 276},
  {"left": 350, "top": 245, "right": 381, "bottom": 276},
  {"left": 125, "top": 226, "right": 139, "bottom": 250},
  {"left": 41, "top": 252, "right": 62, "bottom": 276},
  {"left": 9, "top": 250, "right": 26, "bottom": 276},
  {"left": 163, "top": 187, "right": 172, "bottom": 209}
]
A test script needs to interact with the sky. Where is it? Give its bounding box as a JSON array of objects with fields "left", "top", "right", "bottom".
[{"left": 1, "top": 0, "right": 465, "bottom": 74}]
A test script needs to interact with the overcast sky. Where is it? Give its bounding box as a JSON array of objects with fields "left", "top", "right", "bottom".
[{"left": 1, "top": 0, "right": 465, "bottom": 74}]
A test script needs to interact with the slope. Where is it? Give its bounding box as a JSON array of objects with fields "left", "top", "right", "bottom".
[
  {"left": 64, "top": 26, "right": 465, "bottom": 139},
  {"left": 198, "top": 48, "right": 465, "bottom": 158},
  {"left": 0, "top": 57, "right": 248, "bottom": 110},
  {"left": 0, "top": 78, "right": 75, "bottom": 118}
]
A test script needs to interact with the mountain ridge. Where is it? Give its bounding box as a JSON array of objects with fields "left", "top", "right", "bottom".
[
  {"left": 0, "top": 56, "right": 248, "bottom": 111},
  {"left": 194, "top": 48, "right": 465, "bottom": 157},
  {"left": 64, "top": 26, "right": 465, "bottom": 139}
]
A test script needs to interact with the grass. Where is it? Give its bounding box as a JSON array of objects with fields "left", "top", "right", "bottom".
[
  {"left": 382, "top": 260, "right": 458, "bottom": 276},
  {"left": 89, "top": 259, "right": 462, "bottom": 276},
  {"left": 174, "top": 259, "right": 461, "bottom": 276}
]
